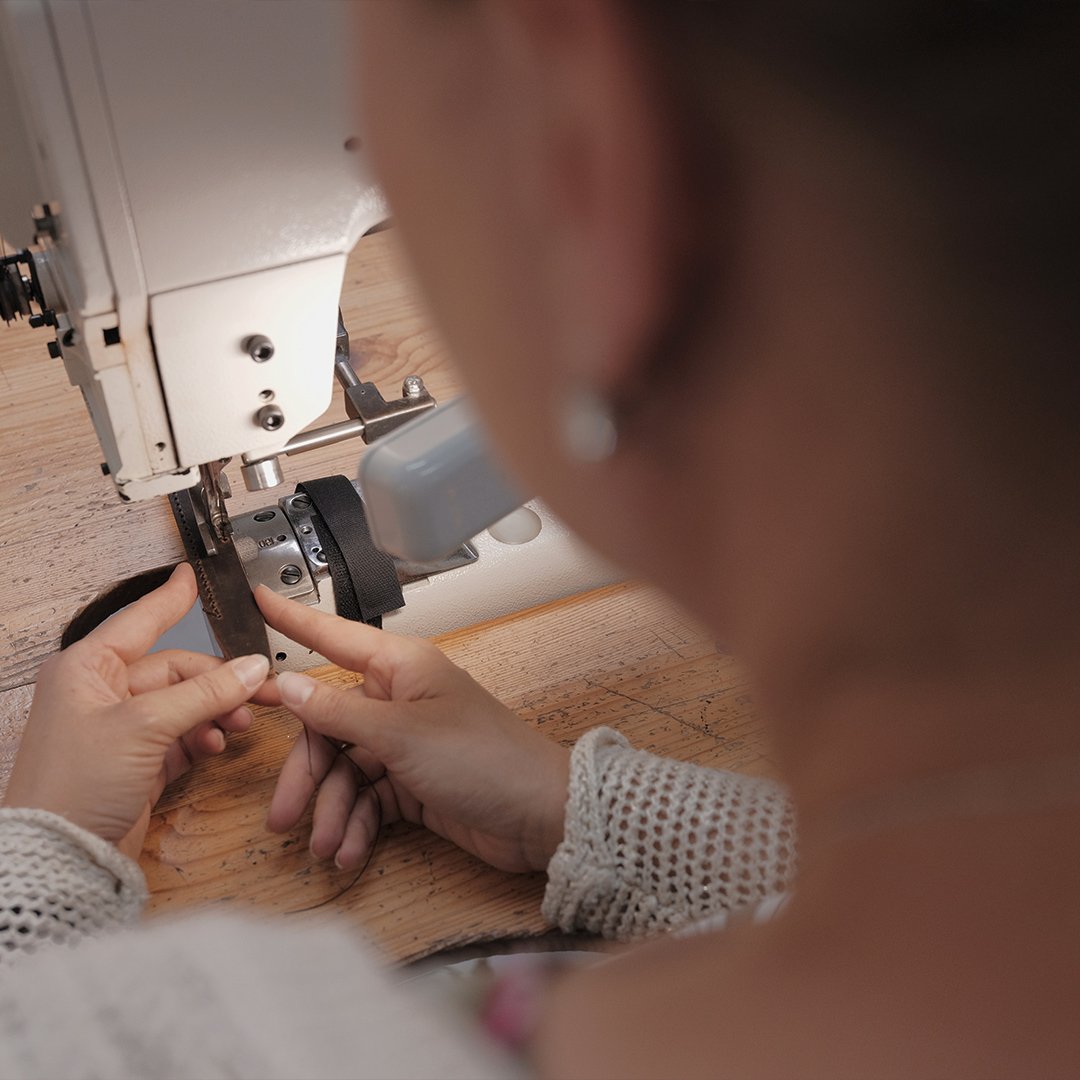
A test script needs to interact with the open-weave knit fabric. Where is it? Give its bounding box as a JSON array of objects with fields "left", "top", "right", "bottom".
[
  {"left": 0, "top": 808, "right": 146, "bottom": 962},
  {"left": 0, "top": 914, "right": 513, "bottom": 1080},
  {"left": 543, "top": 727, "right": 798, "bottom": 939}
]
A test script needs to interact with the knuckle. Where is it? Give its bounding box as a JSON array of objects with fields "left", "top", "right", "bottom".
[
  {"left": 124, "top": 696, "right": 155, "bottom": 726},
  {"left": 322, "top": 691, "right": 355, "bottom": 732},
  {"left": 189, "top": 670, "right": 234, "bottom": 715},
  {"left": 393, "top": 634, "right": 439, "bottom": 669},
  {"left": 366, "top": 654, "right": 395, "bottom": 688}
]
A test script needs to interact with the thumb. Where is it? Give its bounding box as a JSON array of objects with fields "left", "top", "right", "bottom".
[
  {"left": 135, "top": 654, "right": 270, "bottom": 741},
  {"left": 276, "top": 671, "right": 389, "bottom": 749}
]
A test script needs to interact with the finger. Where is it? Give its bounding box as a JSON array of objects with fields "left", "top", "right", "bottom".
[
  {"left": 255, "top": 586, "right": 404, "bottom": 673},
  {"left": 128, "top": 648, "right": 220, "bottom": 694},
  {"left": 267, "top": 726, "right": 337, "bottom": 833},
  {"left": 132, "top": 654, "right": 270, "bottom": 741},
  {"left": 158, "top": 706, "right": 251, "bottom": 784},
  {"left": 129, "top": 650, "right": 280, "bottom": 705},
  {"left": 255, "top": 674, "right": 282, "bottom": 708},
  {"left": 275, "top": 670, "right": 400, "bottom": 757},
  {"left": 218, "top": 705, "right": 254, "bottom": 734},
  {"left": 166, "top": 704, "right": 254, "bottom": 783},
  {"left": 334, "top": 784, "right": 384, "bottom": 870},
  {"left": 310, "top": 756, "right": 357, "bottom": 860},
  {"left": 84, "top": 563, "right": 198, "bottom": 663},
  {"left": 163, "top": 722, "right": 224, "bottom": 784},
  {"left": 189, "top": 722, "right": 226, "bottom": 756}
]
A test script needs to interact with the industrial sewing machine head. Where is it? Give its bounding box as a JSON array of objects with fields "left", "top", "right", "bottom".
[{"left": 1, "top": 0, "right": 614, "bottom": 666}]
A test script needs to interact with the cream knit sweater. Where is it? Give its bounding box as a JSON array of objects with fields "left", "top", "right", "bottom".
[{"left": 0, "top": 727, "right": 796, "bottom": 1078}]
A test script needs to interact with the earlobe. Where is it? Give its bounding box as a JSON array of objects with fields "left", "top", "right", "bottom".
[{"left": 558, "top": 384, "right": 619, "bottom": 465}]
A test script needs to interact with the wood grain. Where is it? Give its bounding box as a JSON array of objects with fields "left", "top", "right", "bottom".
[{"left": 0, "top": 229, "right": 771, "bottom": 963}]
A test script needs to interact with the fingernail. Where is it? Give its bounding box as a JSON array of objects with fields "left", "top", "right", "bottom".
[
  {"left": 278, "top": 670, "right": 316, "bottom": 709},
  {"left": 233, "top": 654, "right": 270, "bottom": 691}
]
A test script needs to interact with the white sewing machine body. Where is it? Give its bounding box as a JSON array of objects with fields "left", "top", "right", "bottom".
[
  {"left": 1, "top": 0, "right": 383, "bottom": 499},
  {"left": 0, "top": 0, "right": 619, "bottom": 659}
]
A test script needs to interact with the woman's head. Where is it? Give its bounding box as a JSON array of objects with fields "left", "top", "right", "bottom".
[{"left": 355, "top": 2, "right": 1080, "bottom": 678}]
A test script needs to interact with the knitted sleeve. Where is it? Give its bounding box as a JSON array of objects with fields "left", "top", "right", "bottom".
[
  {"left": 0, "top": 913, "right": 514, "bottom": 1080},
  {"left": 0, "top": 808, "right": 147, "bottom": 962},
  {"left": 542, "top": 727, "right": 797, "bottom": 940}
]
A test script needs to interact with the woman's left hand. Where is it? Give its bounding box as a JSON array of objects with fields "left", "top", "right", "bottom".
[{"left": 3, "top": 564, "right": 277, "bottom": 860}]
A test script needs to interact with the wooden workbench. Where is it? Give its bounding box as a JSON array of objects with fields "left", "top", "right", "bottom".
[{"left": 0, "top": 230, "right": 773, "bottom": 962}]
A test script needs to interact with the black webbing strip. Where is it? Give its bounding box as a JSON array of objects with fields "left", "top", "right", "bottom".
[
  {"left": 295, "top": 476, "right": 404, "bottom": 627},
  {"left": 307, "top": 507, "right": 363, "bottom": 623}
]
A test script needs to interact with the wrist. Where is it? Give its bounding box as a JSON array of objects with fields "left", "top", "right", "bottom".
[{"left": 528, "top": 742, "right": 571, "bottom": 872}]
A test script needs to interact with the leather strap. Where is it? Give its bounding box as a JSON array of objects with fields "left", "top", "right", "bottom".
[{"left": 169, "top": 488, "right": 271, "bottom": 659}]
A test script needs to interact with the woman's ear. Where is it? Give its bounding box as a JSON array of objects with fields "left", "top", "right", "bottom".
[{"left": 494, "top": 0, "right": 698, "bottom": 399}]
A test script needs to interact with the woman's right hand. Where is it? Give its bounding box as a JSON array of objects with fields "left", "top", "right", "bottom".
[{"left": 255, "top": 587, "right": 570, "bottom": 874}]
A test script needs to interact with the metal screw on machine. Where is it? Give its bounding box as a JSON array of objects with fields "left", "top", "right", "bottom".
[
  {"left": 279, "top": 564, "right": 303, "bottom": 585},
  {"left": 402, "top": 375, "right": 425, "bottom": 398},
  {"left": 256, "top": 404, "right": 285, "bottom": 431},
  {"left": 244, "top": 334, "right": 275, "bottom": 362}
]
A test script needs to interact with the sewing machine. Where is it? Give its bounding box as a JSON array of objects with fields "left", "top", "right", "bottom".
[{"left": 0, "top": 0, "right": 616, "bottom": 666}]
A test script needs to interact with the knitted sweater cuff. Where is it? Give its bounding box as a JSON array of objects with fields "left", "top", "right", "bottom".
[
  {"left": 541, "top": 727, "right": 798, "bottom": 941},
  {"left": 0, "top": 808, "right": 147, "bottom": 963},
  {"left": 542, "top": 727, "right": 640, "bottom": 938}
]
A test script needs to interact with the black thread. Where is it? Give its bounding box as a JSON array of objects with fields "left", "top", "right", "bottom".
[{"left": 285, "top": 727, "right": 385, "bottom": 915}]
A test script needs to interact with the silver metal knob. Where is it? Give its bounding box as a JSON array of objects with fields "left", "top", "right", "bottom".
[
  {"left": 244, "top": 334, "right": 275, "bottom": 363},
  {"left": 256, "top": 404, "right": 285, "bottom": 431},
  {"left": 240, "top": 456, "right": 285, "bottom": 491}
]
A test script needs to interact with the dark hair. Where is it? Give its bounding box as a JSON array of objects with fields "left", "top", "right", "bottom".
[{"left": 635, "top": 2, "right": 1080, "bottom": 445}]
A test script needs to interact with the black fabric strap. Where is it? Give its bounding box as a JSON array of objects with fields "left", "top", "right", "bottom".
[{"left": 295, "top": 476, "right": 403, "bottom": 627}]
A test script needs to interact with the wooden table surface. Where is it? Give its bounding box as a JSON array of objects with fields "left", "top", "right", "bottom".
[{"left": 0, "top": 230, "right": 772, "bottom": 962}]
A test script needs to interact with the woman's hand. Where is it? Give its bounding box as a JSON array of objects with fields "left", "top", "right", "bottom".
[
  {"left": 4, "top": 564, "right": 276, "bottom": 860},
  {"left": 256, "top": 587, "right": 570, "bottom": 874}
]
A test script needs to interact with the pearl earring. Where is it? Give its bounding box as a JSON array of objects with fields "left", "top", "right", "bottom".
[{"left": 559, "top": 385, "right": 618, "bottom": 464}]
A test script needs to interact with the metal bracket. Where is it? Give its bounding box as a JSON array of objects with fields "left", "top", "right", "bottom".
[
  {"left": 239, "top": 310, "right": 436, "bottom": 492},
  {"left": 341, "top": 376, "right": 435, "bottom": 442}
]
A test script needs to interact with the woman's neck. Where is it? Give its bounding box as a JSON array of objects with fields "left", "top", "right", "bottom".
[{"left": 764, "top": 609, "right": 1080, "bottom": 832}]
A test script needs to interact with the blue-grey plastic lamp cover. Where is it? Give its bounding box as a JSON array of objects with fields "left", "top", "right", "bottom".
[{"left": 358, "top": 396, "right": 527, "bottom": 562}]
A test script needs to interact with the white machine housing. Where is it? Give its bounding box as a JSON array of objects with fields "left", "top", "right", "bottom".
[
  {"left": 1, "top": 0, "right": 623, "bottom": 650},
  {"left": 0, "top": 0, "right": 385, "bottom": 499}
]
